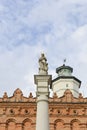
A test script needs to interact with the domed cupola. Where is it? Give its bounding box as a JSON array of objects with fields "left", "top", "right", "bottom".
[
  {"left": 56, "top": 64, "right": 73, "bottom": 76},
  {"left": 51, "top": 64, "right": 81, "bottom": 98}
]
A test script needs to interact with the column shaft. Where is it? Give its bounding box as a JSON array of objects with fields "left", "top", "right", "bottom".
[{"left": 36, "top": 95, "right": 49, "bottom": 130}]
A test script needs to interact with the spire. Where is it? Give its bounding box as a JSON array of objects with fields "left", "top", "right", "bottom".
[{"left": 63, "top": 58, "right": 66, "bottom": 66}]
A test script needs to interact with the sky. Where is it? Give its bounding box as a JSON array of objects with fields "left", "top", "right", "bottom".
[{"left": 0, "top": 0, "right": 87, "bottom": 97}]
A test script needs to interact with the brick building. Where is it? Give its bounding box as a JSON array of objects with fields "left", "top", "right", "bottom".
[{"left": 0, "top": 55, "right": 87, "bottom": 130}]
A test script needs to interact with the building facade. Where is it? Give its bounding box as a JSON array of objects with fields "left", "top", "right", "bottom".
[{"left": 0, "top": 55, "right": 87, "bottom": 130}]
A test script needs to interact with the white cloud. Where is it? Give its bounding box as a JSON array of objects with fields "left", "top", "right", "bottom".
[
  {"left": 0, "top": 43, "right": 46, "bottom": 97},
  {"left": 0, "top": 0, "right": 87, "bottom": 97}
]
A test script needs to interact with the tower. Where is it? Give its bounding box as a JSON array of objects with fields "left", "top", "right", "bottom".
[
  {"left": 51, "top": 64, "right": 81, "bottom": 98},
  {"left": 34, "top": 54, "right": 52, "bottom": 130}
]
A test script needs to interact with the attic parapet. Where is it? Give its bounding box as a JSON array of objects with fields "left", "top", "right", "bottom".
[
  {"left": 49, "top": 89, "right": 87, "bottom": 103},
  {"left": 0, "top": 89, "right": 87, "bottom": 103},
  {"left": 0, "top": 88, "right": 36, "bottom": 102}
]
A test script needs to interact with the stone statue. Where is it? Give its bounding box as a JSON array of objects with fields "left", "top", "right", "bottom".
[{"left": 39, "top": 53, "right": 48, "bottom": 75}]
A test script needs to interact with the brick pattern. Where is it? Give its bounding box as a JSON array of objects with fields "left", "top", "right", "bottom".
[{"left": 0, "top": 89, "right": 87, "bottom": 130}]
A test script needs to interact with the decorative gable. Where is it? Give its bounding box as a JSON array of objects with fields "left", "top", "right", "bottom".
[{"left": 0, "top": 88, "right": 36, "bottom": 102}]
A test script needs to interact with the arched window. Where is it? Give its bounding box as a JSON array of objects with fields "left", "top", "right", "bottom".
[
  {"left": 55, "top": 119, "right": 64, "bottom": 130},
  {"left": 7, "top": 119, "right": 16, "bottom": 130},
  {"left": 71, "top": 119, "right": 80, "bottom": 130},
  {"left": 22, "top": 119, "right": 32, "bottom": 130}
]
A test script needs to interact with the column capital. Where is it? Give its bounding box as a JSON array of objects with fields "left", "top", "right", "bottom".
[
  {"left": 34, "top": 75, "right": 52, "bottom": 97},
  {"left": 34, "top": 75, "right": 52, "bottom": 85}
]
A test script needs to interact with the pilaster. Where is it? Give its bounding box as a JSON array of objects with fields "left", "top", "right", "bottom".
[
  {"left": 64, "top": 123, "right": 70, "bottom": 130},
  {"left": 0, "top": 123, "right": 6, "bottom": 130},
  {"left": 16, "top": 123, "right": 22, "bottom": 130}
]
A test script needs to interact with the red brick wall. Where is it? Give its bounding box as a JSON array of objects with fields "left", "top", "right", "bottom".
[{"left": 0, "top": 89, "right": 87, "bottom": 130}]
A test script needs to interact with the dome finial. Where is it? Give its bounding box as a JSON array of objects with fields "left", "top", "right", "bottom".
[{"left": 63, "top": 58, "right": 66, "bottom": 66}]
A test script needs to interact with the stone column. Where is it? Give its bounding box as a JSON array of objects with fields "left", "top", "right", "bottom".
[
  {"left": 34, "top": 54, "right": 52, "bottom": 130},
  {"left": 34, "top": 75, "right": 51, "bottom": 130},
  {"left": 36, "top": 95, "right": 49, "bottom": 130}
]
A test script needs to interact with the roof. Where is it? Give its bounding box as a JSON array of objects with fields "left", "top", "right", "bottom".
[{"left": 56, "top": 64, "right": 73, "bottom": 74}]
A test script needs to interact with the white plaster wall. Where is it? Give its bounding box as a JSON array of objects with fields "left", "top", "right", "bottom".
[{"left": 52, "top": 79, "right": 80, "bottom": 98}]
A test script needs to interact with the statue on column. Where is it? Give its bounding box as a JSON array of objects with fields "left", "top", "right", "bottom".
[{"left": 39, "top": 53, "right": 48, "bottom": 75}]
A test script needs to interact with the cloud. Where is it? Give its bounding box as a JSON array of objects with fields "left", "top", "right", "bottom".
[
  {"left": 0, "top": 43, "right": 46, "bottom": 97},
  {"left": 0, "top": 0, "right": 87, "bottom": 49},
  {"left": 0, "top": 0, "right": 87, "bottom": 97}
]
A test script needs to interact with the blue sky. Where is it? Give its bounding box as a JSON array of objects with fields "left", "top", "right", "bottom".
[{"left": 0, "top": 0, "right": 87, "bottom": 97}]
